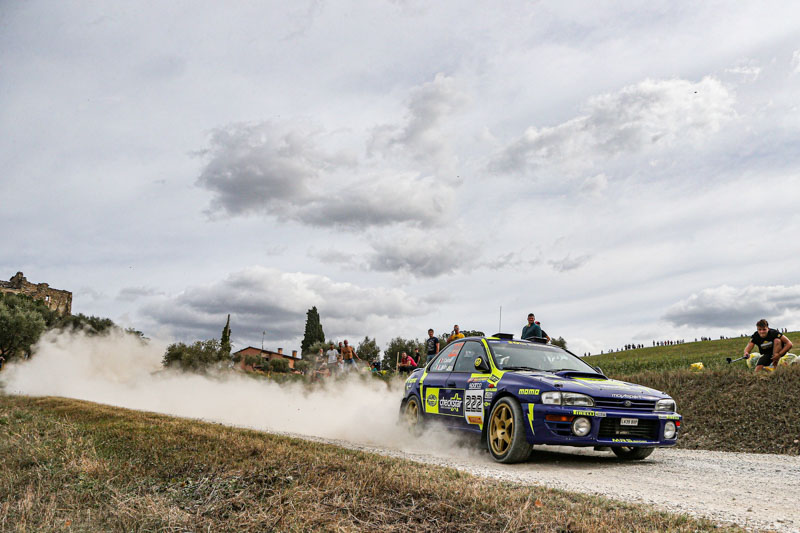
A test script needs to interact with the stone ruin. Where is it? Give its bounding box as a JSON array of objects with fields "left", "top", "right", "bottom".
[{"left": 0, "top": 271, "right": 72, "bottom": 315}]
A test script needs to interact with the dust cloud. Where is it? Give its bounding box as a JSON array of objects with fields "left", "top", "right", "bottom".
[{"left": 0, "top": 330, "right": 471, "bottom": 456}]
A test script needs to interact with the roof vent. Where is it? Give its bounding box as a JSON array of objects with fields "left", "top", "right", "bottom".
[{"left": 491, "top": 333, "right": 514, "bottom": 340}]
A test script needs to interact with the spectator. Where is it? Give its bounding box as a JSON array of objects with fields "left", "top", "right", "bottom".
[
  {"left": 425, "top": 328, "right": 440, "bottom": 361},
  {"left": 744, "top": 319, "right": 793, "bottom": 371},
  {"left": 340, "top": 339, "right": 360, "bottom": 372},
  {"left": 325, "top": 342, "right": 339, "bottom": 374},
  {"left": 521, "top": 313, "right": 543, "bottom": 340},
  {"left": 447, "top": 324, "right": 465, "bottom": 343},
  {"left": 0, "top": 355, "right": 5, "bottom": 371},
  {"left": 413, "top": 347, "right": 421, "bottom": 365},
  {"left": 315, "top": 348, "right": 330, "bottom": 380},
  {"left": 398, "top": 352, "right": 417, "bottom": 375}
]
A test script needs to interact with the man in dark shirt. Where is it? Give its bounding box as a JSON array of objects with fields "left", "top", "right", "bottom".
[
  {"left": 425, "top": 328, "right": 439, "bottom": 363},
  {"left": 521, "top": 313, "right": 550, "bottom": 342},
  {"left": 744, "top": 319, "right": 793, "bottom": 371}
]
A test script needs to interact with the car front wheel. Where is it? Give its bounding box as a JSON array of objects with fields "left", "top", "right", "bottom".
[
  {"left": 402, "top": 396, "right": 424, "bottom": 436},
  {"left": 487, "top": 397, "right": 532, "bottom": 463},
  {"left": 611, "top": 446, "right": 654, "bottom": 460}
]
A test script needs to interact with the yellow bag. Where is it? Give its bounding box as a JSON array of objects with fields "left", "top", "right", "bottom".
[
  {"left": 778, "top": 353, "right": 798, "bottom": 366},
  {"left": 690, "top": 362, "right": 704, "bottom": 372},
  {"left": 746, "top": 354, "right": 760, "bottom": 369}
]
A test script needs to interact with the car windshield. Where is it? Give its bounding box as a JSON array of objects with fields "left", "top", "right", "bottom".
[{"left": 487, "top": 341, "right": 597, "bottom": 373}]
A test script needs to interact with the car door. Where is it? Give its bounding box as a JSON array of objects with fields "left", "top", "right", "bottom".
[
  {"left": 420, "top": 341, "right": 464, "bottom": 425},
  {"left": 448, "top": 340, "right": 492, "bottom": 431}
]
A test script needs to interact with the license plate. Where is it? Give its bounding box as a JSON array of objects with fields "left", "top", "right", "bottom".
[{"left": 620, "top": 418, "right": 638, "bottom": 426}]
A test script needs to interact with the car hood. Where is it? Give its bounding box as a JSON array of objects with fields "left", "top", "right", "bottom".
[{"left": 508, "top": 370, "right": 669, "bottom": 399}]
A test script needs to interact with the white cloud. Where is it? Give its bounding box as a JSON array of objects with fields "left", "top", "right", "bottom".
[
  {"left": 663, "top": 284, "right": 800, "bottom": 328},
  {"left": 725, "top": 62, "right": 761, "bottom": 82},
  {"left": 548, "top": 254, "right": 592, "bottom": 273},
  {"left": 579, "top": 173, "right": 608, "bottom": 197},
  {"left": 368, "top": 73, "right": 468, "bottom": 174},
  {"left": 792, "top": 50, "right": 800, "bottom": 74},
  {"left": 490, "top": 77, "right": 736, "bottom": 176}
]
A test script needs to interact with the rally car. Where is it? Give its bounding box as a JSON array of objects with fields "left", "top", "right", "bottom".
[{"left": 400, "top": 334, "right": 681, "bottom": 463}]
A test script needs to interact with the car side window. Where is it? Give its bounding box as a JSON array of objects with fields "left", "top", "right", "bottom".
[
  {"left": 452, "top": 341, "right": 485, "bottom": 373},
  {"left": 429, "top": 342, "right": 464, "bottom": 372}
]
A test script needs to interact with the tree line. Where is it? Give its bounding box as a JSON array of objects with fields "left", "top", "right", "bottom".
[
  {"left": 0, "top": 291, "right": 139, "bottom": 362},
  {"left": 1, "top": 293, "right": 568, "bottom": 374}
]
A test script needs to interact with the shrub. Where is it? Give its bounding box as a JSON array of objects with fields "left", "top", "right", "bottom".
[
  {"left": 162, "top": 339, "right": 224, "bottom": 372},
  {"left": 268, "top": 358, "right": 290, "bottom": 373}
]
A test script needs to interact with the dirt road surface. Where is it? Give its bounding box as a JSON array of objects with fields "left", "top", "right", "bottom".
[{"left": 297, "top": 435, "right": 800, "bottom": 532}]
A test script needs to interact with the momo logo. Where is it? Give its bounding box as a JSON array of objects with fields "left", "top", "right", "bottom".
[
  {"left": 426, "top": 394, "right": 437, "bottom": 407},
  {"left": 518, "top": 388, "right": 540, "bottom": 395},
  {"left": 439, "top": 393, "right": 462, "bottom": 410}
]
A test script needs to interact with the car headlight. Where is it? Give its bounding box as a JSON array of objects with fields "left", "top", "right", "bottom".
[
  {"left": 664, "top": 421, "right": 677, "bottom": 439},
  {"left": 541, "top": 391, "right": 594, "bottom": 407},
  {"left": 655, "top": 399, "right": 676, "bottom": 412},
  {"left": 572, "top": 417, "right": 592, "bottom": 437}
]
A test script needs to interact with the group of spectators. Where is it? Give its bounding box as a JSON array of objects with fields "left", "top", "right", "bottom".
[
  {"left": 314, "top": 339, "right": 361, "bottom": 378},
  {"left": 313, "top": 314, "right": 556, "bottom": 378}
]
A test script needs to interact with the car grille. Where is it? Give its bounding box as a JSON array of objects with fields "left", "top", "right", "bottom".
[
  {"left": 593, "top": 398, "right": 656, "bottom": 411},
  {"left": 598, "top": 418, "right": 659, "bottom": 441}
]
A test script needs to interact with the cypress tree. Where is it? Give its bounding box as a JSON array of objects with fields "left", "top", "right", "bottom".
[
  {"left": 220, "top": 314, "right": 232, "bottom": 358},
  {"left": 301, "top": 306, "right": 325, "bottom": 354}
]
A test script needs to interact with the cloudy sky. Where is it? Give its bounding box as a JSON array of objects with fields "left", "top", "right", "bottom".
[{"left": 3, "top": 1, "right": 800, "bottom": 356}]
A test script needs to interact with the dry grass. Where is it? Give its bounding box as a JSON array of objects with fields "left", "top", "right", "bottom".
[
  {"left": 618, "top": 364, "right": 800, "bottom": 454},
  {"left": 0, "top": 395, "right": 737, "bottom": 532}
]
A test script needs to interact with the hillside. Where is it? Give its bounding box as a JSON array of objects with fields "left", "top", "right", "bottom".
[
  {"left": 585, "top": 332, "right": 800, "bottom": 454},
  {"left": 584, "top": 331, "right": 799, "bottom": 374}
]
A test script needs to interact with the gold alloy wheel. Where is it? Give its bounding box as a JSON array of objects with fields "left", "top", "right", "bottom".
[
  {"left": 404, "top": 397, "right": 420, "bottom": 429},
  {"left": 489, "top": 403, "right": 513, "bottom": 456}
]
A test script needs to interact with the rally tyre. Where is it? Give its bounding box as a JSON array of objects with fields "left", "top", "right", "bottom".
[
  {"left": 402, "top": 395, "right": 424, "bottom": 436},
  {"left": 611, "top": 446, "right": 655, "bottom": 460},
  {"left": 487, "top": 397, "right": 532, "bottom": 464}
]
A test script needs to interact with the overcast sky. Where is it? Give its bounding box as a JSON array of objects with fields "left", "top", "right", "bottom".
[{"left": 3, "top": 1, "right": 800, "bottom": 356}]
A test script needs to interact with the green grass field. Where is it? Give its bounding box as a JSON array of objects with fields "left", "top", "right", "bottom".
[{"left": 0, "top": 395, "right": 738, "bottom": 532}]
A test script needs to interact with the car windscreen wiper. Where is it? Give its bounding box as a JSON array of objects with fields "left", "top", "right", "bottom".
[
  {"left": 502, "top": 365, "right": 542, "bottom": 372},
  {"left": 547, "top": 368, "right": 601, "bottom": 375}
]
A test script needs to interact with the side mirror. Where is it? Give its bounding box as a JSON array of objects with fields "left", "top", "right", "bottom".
[
  {"left": 593, "top": 365, "right": 604, "bottom": 375},
  {"left": 474, "top": 357, "right": 490, "bottom": 372}
]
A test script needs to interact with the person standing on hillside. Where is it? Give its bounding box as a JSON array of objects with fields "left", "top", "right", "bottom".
[
  {"left": 425, "top": 328, "right": 440, "bottom": 362},
  {"left": 325, "top": 342, "right": 340, "bottom": 374},
  {"left": 744, "top": 319, "right": 793, "bottom": 371},
  {"left": 340, "top": 339, "right": 360, "bottom": 372},
  {"left": 447, "top": 325, "right": 465, "bottom": 343}
]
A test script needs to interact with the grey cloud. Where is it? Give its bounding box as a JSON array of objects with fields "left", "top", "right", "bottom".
[
  {"left": 295, "top": 174, "right": 450, "bottom": 229},
  {"left": 491, "top": 77, "right": 736, "bottom": 175},
  {"left": 117, "top": 286, "right": 162, "bottom": 302},
  {"left": 663, "top": 285, "right": 800, "bottom": 328},
  {"left": 365, "top": 232, "right": 478, "bottom": 278},
  {"left": 548, "top": 254, "right": 591, "bottom": 272},
  {"left": 479, "top": 252, "right": 541, "bottom": 271},
  {"left": 197, "top": 121, "right": 453, "bottom": 229},
  {"left": 140, "top": 266, "right": 425, "bottom": 344},
  {"left": 197, "top": 122, "right": 327, "bottom": 216}
]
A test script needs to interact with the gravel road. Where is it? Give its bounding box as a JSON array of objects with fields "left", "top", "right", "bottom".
[{"left": 291, "top": 433, "right": 800, "bottom": 532}]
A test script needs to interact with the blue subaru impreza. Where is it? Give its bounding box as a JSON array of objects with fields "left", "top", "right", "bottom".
[{"left": 400, "top": 334, "right": 681, "bottom": 463}]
